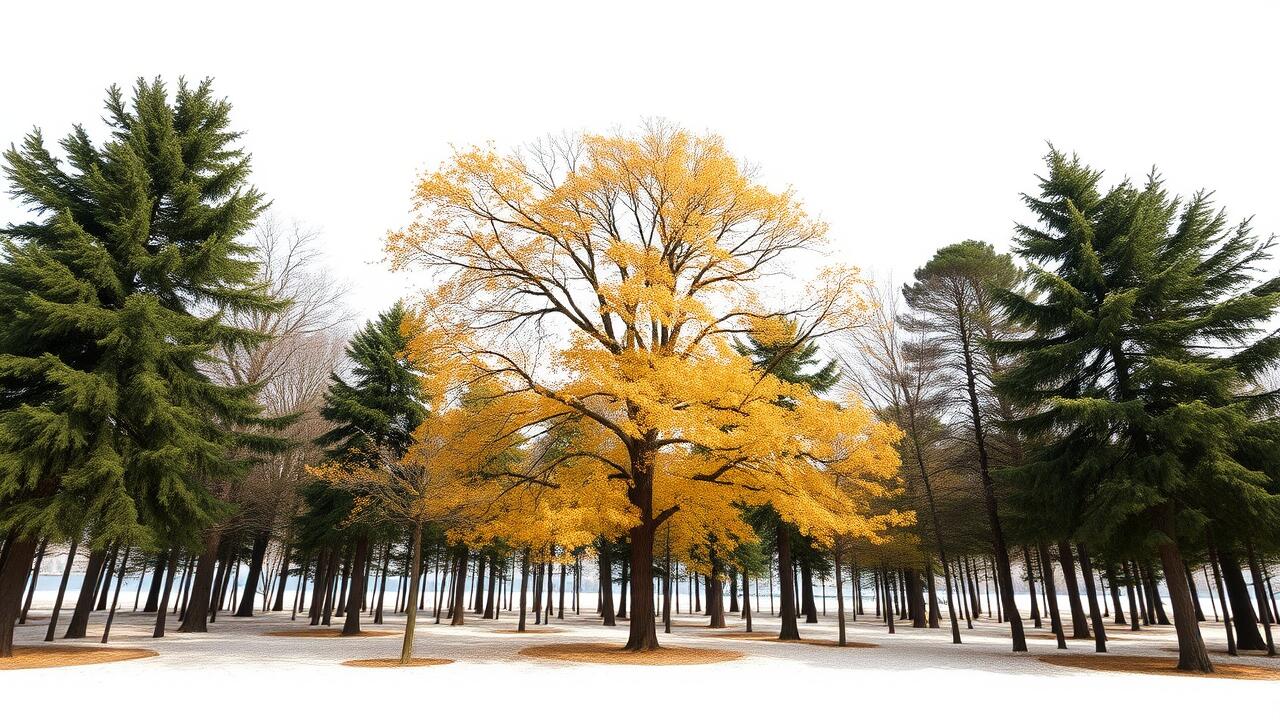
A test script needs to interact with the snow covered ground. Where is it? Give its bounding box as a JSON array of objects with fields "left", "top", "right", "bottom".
[{"left": 3, "top": 589, "right": 1276, "bottom": 719}]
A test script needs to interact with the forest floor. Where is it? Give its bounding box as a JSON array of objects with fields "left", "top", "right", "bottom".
[{"left": 3, "top": 596, "right": 1277, "bottom": 719}]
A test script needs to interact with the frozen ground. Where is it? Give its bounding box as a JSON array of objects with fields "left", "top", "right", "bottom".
[{"left": 2, "top": 590, "right": 1276, "bottom": 719}]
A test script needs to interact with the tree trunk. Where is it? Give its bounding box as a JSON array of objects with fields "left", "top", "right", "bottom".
[
  {"left": 728, "top": 567, "right": 739, "bottom": 614},
  {"left": 483, "top": 556, "right": 497, "bottom": 619},
  {"left": 334, "top": 549, "right": 351, "bottom": 617},
  {"left": 1218, "top": 548, "right": 1265, "bottom": 650},
  {"left": 1076, "top": 542, "right": 1107, "bottom": 653},
  {"left": 622, "top": 518, "right": 659, "bottom": 651},
  {"left": 776, "top": 521, "right": 800, "bottom": 640},
  {"left": 1105, "top": 564, "right": 1125, "bottom": 626},
  {"left": 662, "top": 531, "right": 672, "bottom": 634},
  {"left": 708, "top": 545, "right": 726, "bottom": 629},
  {"left": 1153, "top": 504, "right": 1211, "bottom": 672},
  {"left": 152, "top": 549, "right": 180, "bottom": 638},
  {"left": 1056, "top": 541, "right": 1090, "bottom": 639},
  {"left": 18, "top": 537, "right": 48, "bottom": 625},
  {"left": 100, "top": 546, "right": 131, "bottom": 643},
  {"left": 64, "top": 546, "right": 107, "bottom": 639},
  {"left": 399, "top": 523, "right": 423, "bottom": 665},
  {"left": 178, "top": 532, "right": 221, "bottom": 633},
  {"left": 924, "top": 560, "right": 941, "bottom": 629},
  {"left": 1181, "top": 565, "right": 1204, "bottom": 623},
  {"left": 1208, "top": 545, "right": 1237, "bottom": 656},
  {"left": 800, "top": 555, "right": 817, "bottom": 624},
  {"left": 142, "top": 551, "right": 167, "bottom": 613},
  {"left": 235, "top": 531, "right": 271, "bottom": 617},
  {"left": 472, "top": 553, "right": 486, "bottom": 615},
  {"left": 0, "top": 534, "right": 37, "bottom": 657},
  {"left": 450, "top": 547, "right": 469, "bottom": 626},
  {"left": 883, "top": 569, "right": 896, "bottom": 634},
  {"left": 599, "top": 542, "right": 615, "bottom": 626},
  {"left": 272, "top": 542, "right": 292, "bottom": 612},
  {"left": 342, "top": 534, "right": 370, "bottom": 636},
  {"left": 834, "top": 546, "right": 846, "bottom": 646},
  {"left": 94, "top": 545, "right": 118, "bottom": 611},
  {"left": 1245, "top": 542, "right": 1276, "bottom": 656},
  {"left": 617, "top": 558, "right": 629, "bottom": 619},
  {"left": 905, "top": 568, "right": 926, "bottom": 628},
  {"left": 517, "top": 548, "right": 529, "bottom": 632},
  {"left": 557, "top": 560, "right": 566, "bottom": 621},
  {"left": 42, "top": 534, "right": 80, "bottom": 644},
  {"left": 1037, "top": 542, "right": 1066, "bottom": 649}
]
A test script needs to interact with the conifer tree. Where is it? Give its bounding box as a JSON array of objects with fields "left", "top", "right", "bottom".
[
  {"left": 736, "top": 322, "right": 839, "bottom": 641},
  {"left": 306, "top": 302, "right": 426, "bottom": 635},
  {"left": 0, "top": 78, "right": 281, "bottom": 654},
  {"left": 316, "top": 302, "right": 425, "bottom": 461},
  {"left": 995, "top": 150, "right": 1280, "bottom": 672}
]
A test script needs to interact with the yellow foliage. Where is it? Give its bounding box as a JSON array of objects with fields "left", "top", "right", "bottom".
[{"left": 386, "top": 122, "right": 907, "bottom": 563}]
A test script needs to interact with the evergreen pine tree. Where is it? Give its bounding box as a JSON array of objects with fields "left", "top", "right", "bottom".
[
  {"left": 736, "top": 322, "right": 838, "bottom": 640},
  {"left": 995, "top": 149, "right": 1280, "bottom": 672},
  {"left": 0, "top": 78, "right": 281, "bottom": 654},
  {"left": 302, "top": 302, "right": 426, "bottom": 634},
  {"left": 316, "top": 301, "right": 425, "bottom": 461}
]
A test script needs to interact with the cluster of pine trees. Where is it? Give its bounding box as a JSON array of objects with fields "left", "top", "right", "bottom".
[{"left": 0, "top": 82, "right": 1276, "bottom": 677}]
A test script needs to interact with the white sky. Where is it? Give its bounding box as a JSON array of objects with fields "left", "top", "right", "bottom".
[{"left": 3, "top": 1, "right": 1279, "bottom": 321}]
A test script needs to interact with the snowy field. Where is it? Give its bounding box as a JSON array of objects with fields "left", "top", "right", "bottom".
[{"left": 3, "top": 587, "right": 1277, "bottom": 719}]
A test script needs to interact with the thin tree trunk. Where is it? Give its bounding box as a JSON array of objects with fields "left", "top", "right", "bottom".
[
  {"left": 153, "top": 549, "right": 180, "bottom": 638},
  {"left": 517, "top": 548, "right": 530, "bottom": 632},
  {"left": 1038, "top": 541, "right": 1066, "bottom": 649},
  {"left": 1208, "top": 545, "right": 1237, "bottom": 656},
  {"left": 399, "top": 523, "right": 424, "bottom": 665},
  {"left": 235, "top": 531, "right": 271, "bottom": 617},
  {"left": 64, "top": 546, "right": 107, "bottom": 639},
  {"left": 777, "top": 521, "right": 800, "bottom": 640},
  {"left": 19, "top": 538, "right": 48, "bottom": 625},
  {"left": 1076, "top": 542, "right": 1107, "bottom": 653},
  {"left": 100, "top": 546, "right": 131, "bottom": 643}
]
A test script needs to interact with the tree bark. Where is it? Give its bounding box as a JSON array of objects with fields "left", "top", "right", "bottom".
[
  {"left": 1056, "top": 541, "right": 1090, "bottom": 639},
  {"left": 776, "top": 521, "right": 800, "bottom": 640},
  {"left": 1076, "top": 542, "right": 1107, "bottom": 652},
  {"left": 178, "top": 532, "right": 221, "bottom": 633},
  {"left": 64, "top": 546, "right": 107, "bottom": 639},
  {"left": 449, "top": 546, "right": 468, "bottom": 627},
  {"left": 708, "top": 545, "right": 726, "bottom": 629},
  {"left": 152, "top": 549, "right": 180, "bottom": 638},
  {"left": 905, "top": 568, "right": 926, "bottom": 628},
  {"left": 100, "top": 546, "right": 131, "bottom": 643},
  {"left": 1037, "top": 542, "right": 1066, "bottom": 649},
  {"left": 1207, "top": 545, "right": 1237, "bottom": 656},
  {"left": 0, "top": 534, "right": 37, "bottom": 657},
  {"left": 341, "top": 534, "right": 370, "bottom": 636},
  {"left": 1217, "top": 548, "right": 1265, "bottom": 650},
  {"left": 235, "top": 531, "right": 271, "bottom": 617},
  {"left": 1153, "top": 503, "right": 1211, "bottom": 671},
  {"left": 19, "top": 537, "right": 48, "bottom": 625},
  {"left": 142, "top": 551, "right": 167, "bottom": 613},
  {"left": 399, "top": 523, "right": 423, "bottom": 664},
  {"left": 271, "top": 542, "right": 292, "bottom": 612},
  {"left": 1246, "top": 542, "right": 1276, "bottom": 656},
  {"left": 517, "top": 548, "right": 529, "bottom": 632},
  {"left": 598, "top": 542, "right": 615, "bottom": 626}
]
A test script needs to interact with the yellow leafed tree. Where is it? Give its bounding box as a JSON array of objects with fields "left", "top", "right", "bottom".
[{"left": 388, "top": 122, "right": 904, "bottom": 650}]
